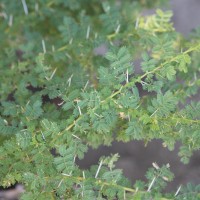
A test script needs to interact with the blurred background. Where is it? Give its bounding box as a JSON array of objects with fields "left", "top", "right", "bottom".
[{"left": 78, "top": 0, "right": 200, "bottom": 192}]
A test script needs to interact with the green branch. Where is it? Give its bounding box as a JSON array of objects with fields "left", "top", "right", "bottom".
[{"left": 54, "top": 44, "right": 200, "bottom": 141}]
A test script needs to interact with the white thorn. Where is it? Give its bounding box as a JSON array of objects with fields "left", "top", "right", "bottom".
[
  {"left": 83, "top": 80, "right": 89, "bottom": 91},
  {"left": 166, "top": 163, "right": 170, "bottom": 168},
  {"left": 77, "top": 105, "right": 82, "bottom": 115},
  {"left": 94, "top": 113, "right": 102, "bottom": 118},
  {"left": 62, "top": 173, "right": 71, "bottom": 177},
  {"left": 57, "top": 179, "right": 63, "bottom": 188},
  {"left": 50, "top": 68, "right": 57, "bottom": 80},
  {"left": 82, "top": 171, "right": 85, "bottom": 179},
  {"left": 57, "top": 101, "right": 64, "bottom": 106},
  {"left": 152, "top": 162, "right": 160, "bottom": 170},
  {"left": 126, "top": 69, "right": 129, "bottom": 83},
  {"left": 150, "top": 108, "right": 158, "bottom": 117},
  {"left": 26, "top": 100, "right": 30, "bottom": 106},
  {"left": 73, "top": 155, "right": 76, "bottom": 163},
  {"left": 115, "top": 24, "right": 120, "bottom": 34},
  {"left": 41, "top": 132, "right": 46, "bottom": 141},
  {"left": 52, "top": 45, "right": 55, "bottom": 52},
  {"left": 35, "top": 3, "right": 39, "bottom": 12},
  {"left": 110, "top": 41, "right": 114, "bottom": 46},
  {"left": 135, "top": 17, "right": 139, "bottom": 29},
  {"left": 8, "top": 15, "right": 13, "bottom": 27},
  {"left": 147, "top": 177, "right": 156, "bottom": 192},
  {"left": 124, "top": 190, "right": 126, "bottom": 200},
  {"left": 81, "top": 185, "right": 84, "bottom": 197},
  {"left": 67, "top": 74, "right": 73, "bottom": 87},
  {"left": 128, "top": 114, "right": 130, "bottom": 122},
  {"left": 66, "top": 53, "right": 72, "bottom": 59},
  {"left": 69, "top": 38, "right": 73, "bottom": 44},
  {"left": 21, "top": 0, "right": 29, "bottom": 15},
  {"left": 20, "top": 129, "right": 27, "bottom": 132},
  {"left": 72, "top": 134, "right": 81, "bottom": 140},
  {"left": 141, "top": 81, "right": 149, "bottom": 85},
  {"left": 42, "top": 39, "right": 46, "bottom": 54},
  {"left": 95, "top": 160, "right": 103, "bottom": 179},
  {"left": 194, "top": 72, "right": 197, "bottom": 80},
  {"left": 86, "top": 25, "right": 90, "bottom": 39},
  {"left": 174, "top": 185, "right": 182, "bottom": 197}
]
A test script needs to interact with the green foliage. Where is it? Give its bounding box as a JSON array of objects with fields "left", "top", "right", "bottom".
[
  {"left": 148, "top": 91, "right": 178, "bottom": 117},
  {"left": 0, "top": 0, "right": 200, "bottom": 199}
]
